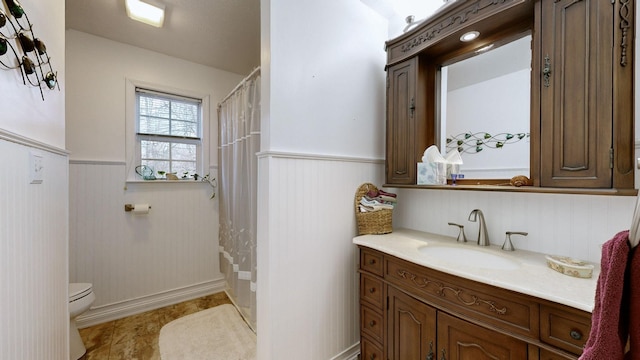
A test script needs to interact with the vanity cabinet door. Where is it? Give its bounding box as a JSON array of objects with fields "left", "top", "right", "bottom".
[
  {"left": 437, "top": 311, "right": 529, "bottom": 360},
  {"left": 385, "top": 57, "right": 432, "bottom": 185},
  {"left": 539, "top": 0, "right": 613, "bottom": 188},
  {"left": 387, "top": 286, "right": 436, "bottom": 360}
]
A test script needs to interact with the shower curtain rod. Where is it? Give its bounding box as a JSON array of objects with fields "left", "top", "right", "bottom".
[{"left": 219, "top": 66, "right": 261, "bottom": 105}]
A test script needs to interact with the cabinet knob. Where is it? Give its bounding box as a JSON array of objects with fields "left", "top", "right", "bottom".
[
  {"left": 570, "top": 329, "right": 583, "bottom": 340},
  {"left": 369, "top": 354, "right": 376, "bottom": 360},
  {"left": 369, "top": 320, "right": 376, "bottom": 327},
  {"left": 369, "top": 287, "right": 376, "bottom": 294},
  {"left": 368, "top": 259, "right": 376, "bottom": 265}
]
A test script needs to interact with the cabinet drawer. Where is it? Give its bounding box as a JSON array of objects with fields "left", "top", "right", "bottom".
[
  {"left": 361, "top": 304, "right": 384, "bottom": 344},
  {"left": 361, "top": 248, "right": 384, "bottom": 276},
  {"left": 539, "top": 348, "right": 578, "bottom": 360},
  {"left": 385, "top": 255, "right": 538, "bottom": 337},
  {"left": 360, "top": 273, "right": 384, "bottom": 308},
  {"left": 361, "top": 335, "right": 384, "bottom": 360},
  {"left": 540, "top": 304, "right": 591, "bottom": 355}
]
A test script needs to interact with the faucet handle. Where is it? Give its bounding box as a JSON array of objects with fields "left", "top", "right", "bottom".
[
  {"left": 448, "top": 222, "right": 467, "bottom": 242},
  {"left": 502, "top": 231, "right": 528, "bottom": 251}
]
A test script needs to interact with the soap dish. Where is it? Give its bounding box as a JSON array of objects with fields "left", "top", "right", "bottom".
[{"left": 545, "top": 255, "right": 594, "bottom": 278}]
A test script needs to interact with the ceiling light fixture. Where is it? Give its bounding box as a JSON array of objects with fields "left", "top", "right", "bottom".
[
  {"left": 460, "top": 31, "right": 479, "bottom": 42},
  {"left": 125, "top": 0, "right": 165, "bottom": 28}
]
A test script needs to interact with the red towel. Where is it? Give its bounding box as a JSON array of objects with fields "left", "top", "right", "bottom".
[
  {"left": 626, "top": 245, "right": 640, "bottom": 360},
  {"left": 580, "top": 230, "right": 630, "bottom": 360}
]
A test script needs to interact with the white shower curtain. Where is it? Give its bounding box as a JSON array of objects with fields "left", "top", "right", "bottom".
[{"left": 218, "top": 68, "right": 260, "bottom": 330}]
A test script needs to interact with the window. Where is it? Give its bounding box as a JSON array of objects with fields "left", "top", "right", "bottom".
[{"left": 126, "top": 80, "right": 209, "bottom": 181}]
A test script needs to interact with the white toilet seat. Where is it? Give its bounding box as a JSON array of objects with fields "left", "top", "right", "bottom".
[{"left": 69, "top": 283, "right": 92, "bottom": 302}]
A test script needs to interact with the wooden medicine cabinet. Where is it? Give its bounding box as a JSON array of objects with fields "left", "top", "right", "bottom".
[{"left": 384, "top": 0, "right": 635, "bottom": 193}]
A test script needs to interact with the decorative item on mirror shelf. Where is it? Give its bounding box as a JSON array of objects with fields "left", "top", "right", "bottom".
[
  {"left": 509, "top": 175, "right": 532, "bottom": 187},
  {"left": 491, "top": 175, "right": 532, "bottom": 187},
  {"left": 354, "top": 183, "right": 394, "bottom": 235}
]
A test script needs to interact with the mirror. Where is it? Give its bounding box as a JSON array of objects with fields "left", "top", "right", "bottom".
[{"left": 439, "top": 34, "right": 532, "bottom": 180}]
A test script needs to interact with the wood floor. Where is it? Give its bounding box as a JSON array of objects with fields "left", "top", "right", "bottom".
[{"left": 78, "top": 292, "right": 232, "bottom": 360}]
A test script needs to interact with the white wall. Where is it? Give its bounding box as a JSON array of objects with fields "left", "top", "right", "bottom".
[
  {"left": 266, "top": 2, "right": 386, "bottom": 158},
  {"left": 258, "top": 1, "right": 388, "bottom": 359},
  {"left": 0, "top": 0, "right": 68, "bottom": 358},
  {"left": 65, "top": 30, "right": 244, "bottom": 326}
]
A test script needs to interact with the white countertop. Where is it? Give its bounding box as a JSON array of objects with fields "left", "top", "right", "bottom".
[{"left": 353, "top": 228, "right": 599, "bottom": 313}]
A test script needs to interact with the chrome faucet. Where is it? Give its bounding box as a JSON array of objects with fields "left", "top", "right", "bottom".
[
  {"left": 468, "top": 209, "right": 489, "bottom": 246},
  {"left": 502, "top": 231, "right": 528, "bottom": 251}
]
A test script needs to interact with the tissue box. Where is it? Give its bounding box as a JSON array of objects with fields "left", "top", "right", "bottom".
[{"left": 417, "top": 162, "right": 446, "bottom": 185}]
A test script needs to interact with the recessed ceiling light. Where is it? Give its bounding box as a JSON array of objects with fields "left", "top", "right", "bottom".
[
  {"left": 125, "top": 0, "right": 165, "bottom": 28},
  {"left": 460, "top": 31, "right": 479, "bottom": 42}
]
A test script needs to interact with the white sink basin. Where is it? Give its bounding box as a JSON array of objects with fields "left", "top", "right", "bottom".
[{"left": 418, "top": 245, "right": 521, "bottom": 270}]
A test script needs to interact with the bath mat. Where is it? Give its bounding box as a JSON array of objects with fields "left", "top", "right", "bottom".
[{"left": 159, "top": 304, "right": 256, "bottom": 360}]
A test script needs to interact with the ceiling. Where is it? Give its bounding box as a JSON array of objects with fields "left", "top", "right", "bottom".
[{"left": 65, "top": 0, "right": 261, "bottom": 76}]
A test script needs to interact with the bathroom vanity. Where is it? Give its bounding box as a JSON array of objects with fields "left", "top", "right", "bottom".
[{"left": 354, "top": 230, "right": 596, "bottom": 360}]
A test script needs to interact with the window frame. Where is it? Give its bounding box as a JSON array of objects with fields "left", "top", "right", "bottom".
[{"left": 125, "top": 79, "right": 210, "bottom": 182}]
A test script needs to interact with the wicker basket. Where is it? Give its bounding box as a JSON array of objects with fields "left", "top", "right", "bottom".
[{"left": 355, "top": 183, "right": 392, "bottom": 235}]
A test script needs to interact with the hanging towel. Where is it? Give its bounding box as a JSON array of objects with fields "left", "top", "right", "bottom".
[
  {"left": 626, "top": 245, "right": 640, "bottom": 360},
  {"left": 580, "top": 230, "right": 630, "bottom": 360}
]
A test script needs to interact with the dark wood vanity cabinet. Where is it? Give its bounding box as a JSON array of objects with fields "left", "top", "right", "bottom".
[
  {"left": 358, "top": 247, "right": 592, "bottom": 360},
  {"left": 383, "top": 0, "right": 635, "bottom": 189},
  {"left": 388, "top": 286, "right": 528, "bottom": 360}
]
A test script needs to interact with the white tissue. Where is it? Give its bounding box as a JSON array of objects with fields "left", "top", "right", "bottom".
[
  {"left": 421, "top": 145, "right": 446, "bottom": 163},
  {"left": 444, "top": 149, "right": 463, "bottom": 175},
  {"left": 418, "top": 145, "right": 447, "bottom": 185}
]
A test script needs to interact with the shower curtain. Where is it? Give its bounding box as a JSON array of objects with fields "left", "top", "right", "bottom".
[{"left": 218, "top": 68, "right": 260, "bottom": 330}]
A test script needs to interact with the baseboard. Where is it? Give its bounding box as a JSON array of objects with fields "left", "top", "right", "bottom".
[
  {"left": 330, "top": 342, "right": 360, "bottom": 360},
  {"left": 76, "top": 277, "right": 226, "bottom": 329}
]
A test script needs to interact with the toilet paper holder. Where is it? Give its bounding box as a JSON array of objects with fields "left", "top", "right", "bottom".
[{"left": 124, "top": 204, "right": 152, "bottom": 212}]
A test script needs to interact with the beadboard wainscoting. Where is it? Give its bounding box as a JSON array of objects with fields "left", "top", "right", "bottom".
[
  {"left": 394, "top": 188, "right": 637, "bottom": 264},
  {"left": 0, "top": 136, "right": 69, "bottom": 360},
  {"left": 69, "top": 161, "right": 224, "bottom": 328},
  {"left": 257, "top": 152, "right": 385, "bottom": 360}
]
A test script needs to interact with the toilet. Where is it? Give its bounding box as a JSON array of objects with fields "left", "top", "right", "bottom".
[{"left": 69, "top": 283, "right": 95, "bottom": 360}]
